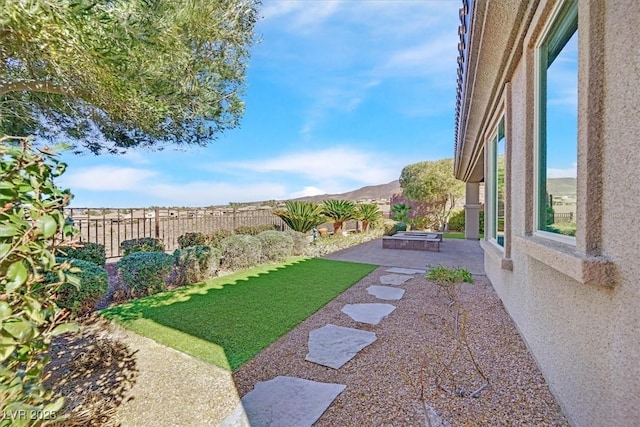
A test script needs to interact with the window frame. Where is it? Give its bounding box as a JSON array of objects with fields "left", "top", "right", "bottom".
[{"left": 534, "top": 0, "right": 579, "bottom": 246}]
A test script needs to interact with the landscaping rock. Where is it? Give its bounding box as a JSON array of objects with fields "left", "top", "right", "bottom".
[
  {"left": 305, "top": 324, "right": 377, "bottom": 369},
  {"left": 341, "top": 303, "right": 396, "bottom": 325},
  {"left": 367, "top": 285, "right": 405, "bottom": 300}
]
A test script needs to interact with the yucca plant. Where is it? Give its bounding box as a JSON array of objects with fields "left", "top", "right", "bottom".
[
  {"left": 322, "top": 199, "right": 357, "bottom": 235},
  {"left": 356, "top": 203, "right": 382, "bottom": 232},
  {"left": 273, "top": 201, "right": 326, "bottom": 233}
]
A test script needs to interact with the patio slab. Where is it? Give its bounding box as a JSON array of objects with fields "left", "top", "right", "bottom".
[
  {"left": 367, "top": 285, "right": 405, "bottom": 300},
  {"left": 379, "top": 274, "right": 412, "bottom": 286},
  {"left": 219, "top": 376, "right": 345, "bottom": 427},
  {"left": 341, "top": 303, "right": 396, "bottom": 325},
  {"left": 305, "top": 324, "right": 377, "bottom": 369},
  {"left": 385, "top": 267, "right": 426, "bottom": 275}
]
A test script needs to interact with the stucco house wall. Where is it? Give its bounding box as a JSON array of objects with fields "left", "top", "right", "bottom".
[{"left": 454, "top": 1, "right": 640, "bottom": 426}]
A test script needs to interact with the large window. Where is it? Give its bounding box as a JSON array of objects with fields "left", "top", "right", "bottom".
[
  {"left": 537, "top": 0, "right": 578, "bottom": 241},
  {"left": 490, "top": 117, "right": 506, "bottom": 247}
]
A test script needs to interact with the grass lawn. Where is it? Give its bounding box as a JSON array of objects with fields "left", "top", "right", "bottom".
[
  {"left": 100, "top": 257, "right": 376, "bottom": 371},
  {"left": 443, "top": 232, "right": 484, "bottom": 239}
]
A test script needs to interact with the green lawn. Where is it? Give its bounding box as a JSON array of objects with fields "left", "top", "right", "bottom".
[
  {"left": 443, "top": 232, "right": 484, "bottom": 239},
  {"left": 101, "top": 257, "right": 376, "bottom": 370}
]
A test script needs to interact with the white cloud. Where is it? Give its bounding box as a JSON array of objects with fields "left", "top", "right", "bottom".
[
  {"left": 145, "top": 182, "right": 288, "bottom": 206},
  {"left": 225, "top": 146, "right": 404, "bottom": 185},
  {"left": 261, "top": 0, "right": 343, "bottom": 32},
  {"left": 60, "top": 166, "right": 156, "bottom": 191},
  {"left": 289, "top": 186, "right": 327, "bottom": 198},
  {"left": 547, "top": 163, "right": 577, "bottom": 178},
  {"left": 377, "top": 36, "right": 457, "bottom": 79}
]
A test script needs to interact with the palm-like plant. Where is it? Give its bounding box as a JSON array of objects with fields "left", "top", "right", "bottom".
[
  {"left": 273, "top": 201, "right": 326, "bottom": 233},
  {"left": 391, "top": 203, "right": 412, "bottom": 223},
  {"left": 322, "top": 199, "right": 357, "bottom": 235},
  {"left": 356, "top": 203, "right": 382, "bottom": 232}
]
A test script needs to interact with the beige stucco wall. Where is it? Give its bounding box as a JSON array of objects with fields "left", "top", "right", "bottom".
[{"left": 477, "top": 1, "right": 640, "bottom": 426}]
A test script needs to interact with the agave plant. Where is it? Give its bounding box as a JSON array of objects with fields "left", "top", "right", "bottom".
[
  {"left": 322, "top": 199, "right": 357, "bottom": 235},
  {"left": 356, "top": 203, "right": 382, "bottom": 232},
  {"left": 273, "top": 201, "right": 326, "bottom": 233}
]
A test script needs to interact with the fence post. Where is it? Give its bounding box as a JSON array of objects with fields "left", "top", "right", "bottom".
[{"left": 154, "top": 207, "right": 160, "bottom": 239}]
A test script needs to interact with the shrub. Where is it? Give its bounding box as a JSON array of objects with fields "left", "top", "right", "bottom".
[
  {"left": 305, "top": 230, "right": 383, "bottom": 257},
  {"left": 117, "top": 251, "right": 174, "bottom": 297},
  {"left": 256, "top": 230, "right": 294, "bottom": 262},
  {"left": 395, "top": 222, "right": 407, "bottom": 232},
  {"left": 273, "top": 201, "right": 326, "bottom": 233},
  {"left": 221, "top": 234, "right": 262, "bottom": 271},
  {"left": 120, "top": 237, "right": 165, "bottom": 256},
  {"left": 205, "top": 229, "right": 233, "bottom": 249},
  {"left": 57, "top": 242, "right": 106, "bottom": 266},
  {"left": 234, "top": 223, "right": 279, "bottom": 235},
  {"left": 284, "top": 230, "right": 309, "bottom": 256},
  {"left": 173, "top": 245, "right": 222, "bottom": 285},
  {"left": 322, "top": 199, "right": 357, "bottom": 235},
  {"left": 177, "top": 232, "right": 207, "bottom": 249},
  {"left": 448, "top": 210, "right": 465, "bottom": 232},
  {"left": 49, "top": 258, "right": 108, "bottom": 316}
]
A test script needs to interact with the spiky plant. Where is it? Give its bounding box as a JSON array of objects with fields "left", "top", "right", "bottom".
[
  {"left": 273, "top": 201, "right": 326, "bottom": 233},
  {"left": 356, "top": 203, "right": 382, "bottom": 232},
  {"left": 322, "top": 199, "right": 357, "bottom": 235}
]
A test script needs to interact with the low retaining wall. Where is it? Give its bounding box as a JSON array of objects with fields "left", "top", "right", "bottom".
[{"left": 382, "top": 232, "right": 441, "bottom": 252}]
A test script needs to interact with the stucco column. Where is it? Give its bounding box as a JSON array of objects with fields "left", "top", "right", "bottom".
[{"left": 465, "top": 182, "right": 481, "bottom": 240}]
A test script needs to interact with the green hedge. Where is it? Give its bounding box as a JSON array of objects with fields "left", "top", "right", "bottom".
[
  {"left": 234, "top": 223, "right": 279, "bottom": 235},
  {"left": 56, "top": 242, "right": 106, "bottom": 266},
  {"left": 177, "top": 232, "right": 207, "bottom": 249},
  {"left": 120, "top": 237, "right": 165, "bottom": 256},
  {"left": 221, "top": 234, "right": 262, "bottom": 271},
  {"left": 49, "top": 257, "right": 108, "bottom": 316},
  {"left": 117, "top": 251, "right": 174, "bottom": 297},
  {"left": 256, "top": 230, "right": 294, "bottom": 262},
  {"left": 284, "top": 230, "right": 309, "bottom": 256},
  {"left": 173, "top": 245, "right": 222, "bottom": 285}
]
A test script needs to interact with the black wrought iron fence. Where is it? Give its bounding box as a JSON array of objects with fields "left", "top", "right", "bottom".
[{"left": 63, "top": 207, "right": 285, "bottom": 259}]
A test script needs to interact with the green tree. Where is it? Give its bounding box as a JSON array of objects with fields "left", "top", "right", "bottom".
[
  {"left": 322, "top": 200, "right": 357, "bottom": 235},
  {"left": 0, "top": 0, "right": 259, "bottom": 154},
  {"left": 273, "top": 201, "right": 326, "bottom": 233},
  {"left": 399, "top": 158, "right": 465, "bottom": 231},
  {"left": 1, "top": 137, "right": 79, "bottom": 418}
]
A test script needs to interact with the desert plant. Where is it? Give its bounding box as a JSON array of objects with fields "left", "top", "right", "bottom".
[
  {"left": 273, "top": 201, "right": 326, "bottom": 233},
  {"left": 322, "top": 199, "right": 357, "bottom": 235},
  {"left": 256, "top": 231, "right": 294, "bottom": 262},
  {"left": 56, "top": 242, "right": 106, "bottom": 266},
  {"left": 117, "top": 252, "right": 174, "bottom": 298},
  {"left": 220, "top": 234, "right": 262, "bottom": 271},
  {"left": 205, "top": 229, "right": 233, "bottom": 249},
  {"left": 234, "top": 223, "right": 279, "bottom": 235},
  {"left": 177, "top": 232, "right": 207, "bottom": 249},
  {"left": 120, "top": 238, "right": 165, "bottom": 256},
  {"left": 391, "top": 203, "right": 412, "bottom": 223},
  {"left": 173, "top": 245, "right": 221, "bottom": 285},
  {"left": 0, "top": 137, "right": 78, "bottom": 418},
  {"left": 284, "top": 230, "right": 310, "bottom": 256},
  {"left": 48, "top": 258, "right": 108, "bottom": 316},
  {"left": 356, "top": 204, "right": 382, "bottom": 232}
]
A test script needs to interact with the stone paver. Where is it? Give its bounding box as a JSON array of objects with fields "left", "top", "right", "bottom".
[
  {"left": 379, "top": 274, "right": 412, "bottom": 286},
  {"left": 367, "top": 285, "right": 405, "bottom": 300},
  {"left": 219, "top": 376, "right": 345, "bottom": 427},
  {"left": 305, "top": 324, "right": 377, "bottom": 369},
  {"left": 385, "top": 267, "right": 426, "bottom": 275},
  {"left": 341, "top": 303, "right": 396, "bottom": 325}
]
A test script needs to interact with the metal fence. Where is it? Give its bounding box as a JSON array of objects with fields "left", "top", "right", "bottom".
[
  {"left": 553, "top": 212, "right": 575, "bottom": 223},
  {"left": 63, "top": 207, "right": 286, "bottom": 259}
]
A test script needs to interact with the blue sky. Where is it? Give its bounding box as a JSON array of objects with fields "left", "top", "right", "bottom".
[{"left": 58, "top": 1, "right": 463, "bottom": 208}]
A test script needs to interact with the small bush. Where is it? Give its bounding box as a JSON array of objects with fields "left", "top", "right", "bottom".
[
  {"left": 395, "top": 222, "right": 407, "bottom": 232},
  {"left": 234, "top": 223, "right": 279, "bottom": 235},
  {"left": 173, "top": 245, "right": 222, "bottom": 285},
  {"left": 57, "top": 242, "right": 106, "bottom": 266},
  {"left": 117, "top": 251, "right": 174, "bottom": 297},
  {"left": 48, "top": 258, "right": 108, "bottom": 316},
  {"left": 256, "top": 230, "right": 294, "bottom": 262},
  {"left": 221, "top": 234, "right": 262, "bottom": 271},
  {"left": 205, "top": 229, "right": 233, "bottom": 249},
  {"left": 120, "top": 237, "right": 165, "bottom": 256},
  {"left": 448, "top": 210, "right": 465, "bottom": 232},
  {"left": 284, "top": 230, "right": 309, "bottom": 256},
  {"left": 177, "top": 232, "right": 207, "bottom": 249}
]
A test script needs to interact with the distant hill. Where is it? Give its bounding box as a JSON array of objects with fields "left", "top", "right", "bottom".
[
  {"left": 547, "top": 178, "right": 576, "bottom": 196},
  {"left": 292, "top": 180, "right": 401, "bottom": 203}
]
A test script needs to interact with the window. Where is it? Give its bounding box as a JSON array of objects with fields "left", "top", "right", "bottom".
[
  {"left": 536, "top": 0, "right": 578, "bottom": 242},
  {"left": 489, "top": 117, "right": 506, "bottom": 247}
]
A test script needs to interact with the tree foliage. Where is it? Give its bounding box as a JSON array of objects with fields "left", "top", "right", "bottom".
[
  {"left": 322, "top": 200, "right": 357, "bottom": 235},
  {"left": 399, "top": 158, "right": 465, "bottom": 230},
  {"left": 0, "top": 0, "right": 260, "bottom": 154},
  {"left": 356, "top": 203, "right": 381, "bottom": 232},
  {"left": 0, "top": 137, "right": 79, "bottom": 420},
  {"left": 273, "top": 201, "right": 326, "bottom": 233}
]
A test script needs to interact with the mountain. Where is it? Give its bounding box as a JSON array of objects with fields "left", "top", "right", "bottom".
[
  {"left": 547, "top": 178, "right": 576, "bottom": 196},
  {"left": 292, "top": 180, "right": 401, "bottom": 203}
]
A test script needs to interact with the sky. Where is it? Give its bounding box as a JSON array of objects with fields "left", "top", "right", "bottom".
[{"left": 56, "top": 0, "right": 463, "bottom": 208}]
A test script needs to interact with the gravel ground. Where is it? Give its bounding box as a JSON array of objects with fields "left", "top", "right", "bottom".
[{"left": 232, "top": 267, "right": 569, "bottom": 426}]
